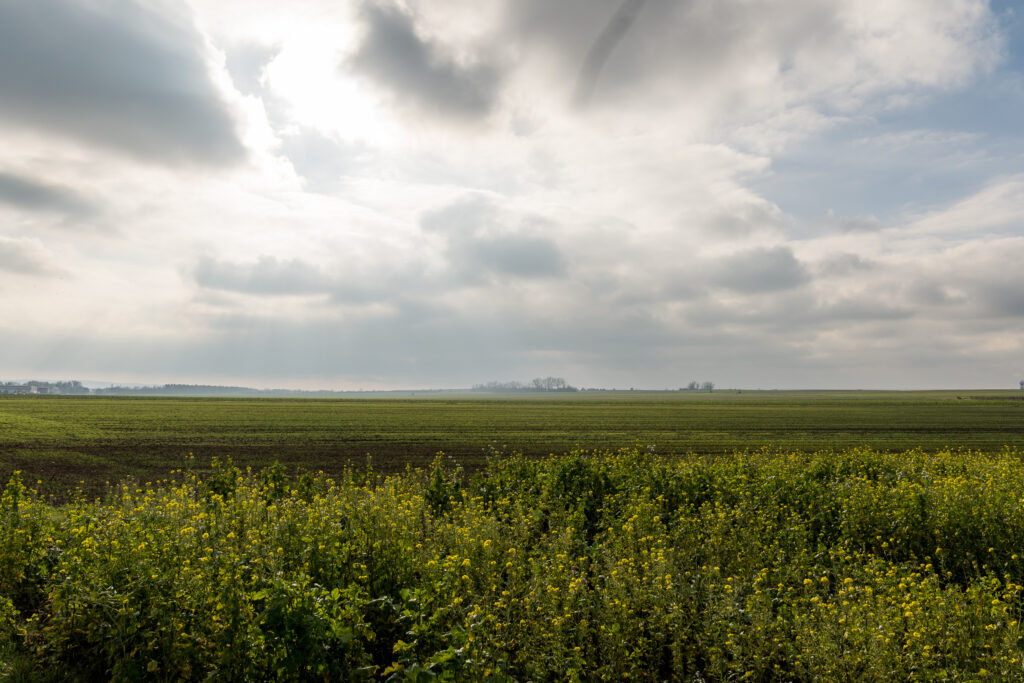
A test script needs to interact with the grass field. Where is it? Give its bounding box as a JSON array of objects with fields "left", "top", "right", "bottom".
[
  {"left": 5, "top": 391, "right": 1024, "bottom": 679},
  {"left": 2, "top": 390, "right": 1024, "bottom": 497}
]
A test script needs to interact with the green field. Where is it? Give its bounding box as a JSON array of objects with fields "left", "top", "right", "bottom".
[
  {"left": 3, "top": 390, "right": 1024, "bottom": 496},
  {"left": 6, "top": 391, "right": 1024, "bottom": 679}
]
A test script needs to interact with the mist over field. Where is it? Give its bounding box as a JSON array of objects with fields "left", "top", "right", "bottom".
[{"left": 1, "top": 1, "right": 1023, "bottom": 389}]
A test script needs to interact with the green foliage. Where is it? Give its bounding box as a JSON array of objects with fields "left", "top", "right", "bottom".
[
  {"left": 201, "top": 456, "right": 241, "bottom": 500},
  {"left": 4, "top": 448, "right": 1024, "bottom": 679},
  {"left": 259, "top": 460, "right": 290, "bottom": 502},
  {"left": 424, "top": 454, "right": 463, "bottom": 516}
]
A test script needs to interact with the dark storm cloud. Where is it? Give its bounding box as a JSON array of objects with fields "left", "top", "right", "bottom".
[
  {"left": 194, "top": 256, "right": 330, "bottom": 296},
  {"left": 0, "top": 0, "right": 244, "bottom": 165},
  {"left": 709, "top": 246, "right": 809, "bottom": 293},
  {"left": 347, "top": 2, "right": 502, "bottom": 120},
  {"left": 421, "top": 196, "right": 567, "bottom": 281},
  {"left": 0, "top": 171, "right": 97, "bottom": 216}
]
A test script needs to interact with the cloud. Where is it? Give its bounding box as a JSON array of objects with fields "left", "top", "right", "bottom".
[
  {"left": 347, "top": 2, "right": 502, "bottom": 120},
  {"left": 0, "top": 171, "right": 97, "bottom": 216},
  {"left": 278, "top": 128, "right": 376, "bottom": 192},
  {"left": 224, "top": 41, "right": 280, "bottom": 96},
  {"left": 421, "top": 196, "right": 567, "bottom": 281},
  {"left": 464, "top": 233, "right": 566, "bottom": 279},
  {"left": 193, "top": 253, "right": 420, "bottom": 307},
  {"left": 702, "top": 201, "right": 785, "bottom": 238},
  {"left": 503, "top": 0, "right": 1001, "bottom": 124},
  {"left": 573, "top": 0, "right": 649, "bottom": 106},
  {"left": 0, "top": 237, "right": 59, "bottom": 276},
  {"left": 825, "top": 210, "right": 881, "bottom": 233},
  {"left": 815, "top": 299, "right": 912, "bottom": 322},
  {"left": 0, "top": 0, "right": 244, "bottom": 165},
  {"left": 194, "top": 256, "right": 330, "bottom": 296},
  {"left": 905, "top": 177, "right": 1024, "bottom": 235},
  {"left": 814, "top": 253, "right": 877, "bottom": 276},
  {"left": 709, "top": 246, "right": 809, "bottom": 293},
  {"left": 982, "top": 282, "right": 1024, "bottom": 317},
  {"left": 420, "top": 195, "right": 495, "bottom": 237},
  {"left": 905, "top": 281, "right": 965, "bottom": 308},
  {"left": 854, "top": 129, "right": 982, "bottom": 152}
]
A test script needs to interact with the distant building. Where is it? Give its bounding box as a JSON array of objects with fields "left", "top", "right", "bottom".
[{"left": 0, "top": 384, "right": 32, "bottom": 395}]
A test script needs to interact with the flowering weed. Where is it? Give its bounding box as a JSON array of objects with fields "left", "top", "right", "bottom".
[{"left": 3, "top": 447, "right": 1024, "bottom": 679}]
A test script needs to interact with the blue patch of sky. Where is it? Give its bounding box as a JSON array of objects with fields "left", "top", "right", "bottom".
[
  {"left": 756, "top": 2, "right": 1024, "bottom": 235},
  {"left": 992, "top": 0, "right": 1024, "bottom": 71}
]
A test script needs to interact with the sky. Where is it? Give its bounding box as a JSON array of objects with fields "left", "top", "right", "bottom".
[{"left": 1, "top": 0, "right": 1023, "bottom": 390}]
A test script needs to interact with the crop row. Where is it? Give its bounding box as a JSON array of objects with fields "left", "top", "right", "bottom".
[{"left": 5, "top": 394, "right": 1024, "bottom": 499}]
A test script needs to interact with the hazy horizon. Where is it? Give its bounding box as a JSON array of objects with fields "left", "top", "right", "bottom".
[{"left": 2, "top": 1, "right": 1023, "bottom": 391}]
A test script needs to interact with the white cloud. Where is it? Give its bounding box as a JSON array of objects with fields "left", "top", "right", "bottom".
[{"left": 904, "top": 176, "right": 1024, "bottom": 236}]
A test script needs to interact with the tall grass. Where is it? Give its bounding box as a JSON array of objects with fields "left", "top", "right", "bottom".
[{"left": 3, "top": 447, "right": 1024, "bottom": 680}]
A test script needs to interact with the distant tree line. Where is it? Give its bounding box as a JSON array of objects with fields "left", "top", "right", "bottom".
[
  {"left": 2, "top": 381, "right": 441, "bottom": 398},
  {"left": 91, "top": 384, "right": 259, "bottom": 396},
  {"left": 91, "top": 384, "right": 377, "bottom": 397},
  {"left": 0, "top": 380, "right": 90, "bottom": 395},
  {"left": 682, "top": 381, "right": 715, "bottom": 392},
  {"left": 472, "top": 377, "right": 579, "bottom": 393}
]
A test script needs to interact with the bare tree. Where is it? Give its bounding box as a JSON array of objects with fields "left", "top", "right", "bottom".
[
  {"left": 528, "top": 377, "right": 572, "bottom": 391},
  {"left": 701, "top": 381, "right": 715, "bottom": 393}
]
